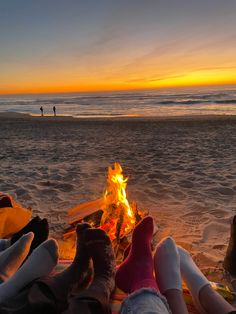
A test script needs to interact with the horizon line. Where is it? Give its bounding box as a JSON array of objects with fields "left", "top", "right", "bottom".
[{"left": 1, "top": 82, "right": 236, "bottom": 97}]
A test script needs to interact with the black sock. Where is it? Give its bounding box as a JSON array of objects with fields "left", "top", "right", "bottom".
[
  {"left": 11, "top": 216, "right": 41, "bottom": 243},
  {"left": 11, "top": 217, "right": 49, "bottom": 255}
]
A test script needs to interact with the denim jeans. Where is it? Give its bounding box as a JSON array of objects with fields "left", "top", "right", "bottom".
[{"left": 120, "top": 288, "right": 171, "bottom": 314}]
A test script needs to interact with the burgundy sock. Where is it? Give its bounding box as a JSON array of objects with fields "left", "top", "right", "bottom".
[
  {"left": 115, "top": 216, "right": 158, "bottom": 293},
  {"left": 123, "top": 243, "right": 130, "bottom": 261}
]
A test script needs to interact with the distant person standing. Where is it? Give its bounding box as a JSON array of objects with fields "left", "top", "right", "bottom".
[
  {"left": 40, "top": 106, "right": 44, "bottom": 116},
  {"left": 53, "top": 106, "right": 56, "bottom": 116}
]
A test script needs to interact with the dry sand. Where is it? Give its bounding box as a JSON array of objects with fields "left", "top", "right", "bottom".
[{"left": 1, "top": 112, "right": 236, "bottom": 282}]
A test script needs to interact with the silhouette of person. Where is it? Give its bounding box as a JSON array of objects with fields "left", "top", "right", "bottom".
[
  {"left": 40, "top": 106, "right": 44, "bottom": 116},
  {"left": 53, "top": 106, "right": 56, "bottom": 116}
]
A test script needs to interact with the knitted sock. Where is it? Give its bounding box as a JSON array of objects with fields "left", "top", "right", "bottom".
[
  {"left": 115, "top": 216, "right": 157, "bottom": 293},
  {"left": 178, "top": 246, "right": 209, "bottom": 314},
  {"left": 0, "top": 232, "right": 34, "bottom": 282},
  {"left": 11, "top": 217, "right": 49, "bottom": 255},
  {"left": 84, "top": 228, "right": 115, "bottom": 288},
  {"left": 69, "top": 228, "right": 115, "bottom": 314},
  {"left": 30, "top": 223, "right": 92, "bottom": 314},
  {"left": 38, "top": 222, "right": 92, "bottom": 302},
  {"left": 154, "top": 237, "right": 182, "bottom": 294},
  {"left": 0, "top": 239, "right": 58, "bottom": 303}
]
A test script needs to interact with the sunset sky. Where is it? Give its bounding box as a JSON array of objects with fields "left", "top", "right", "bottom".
[{"left": 1, "top": 0, "right": 236, "bottom": 94}]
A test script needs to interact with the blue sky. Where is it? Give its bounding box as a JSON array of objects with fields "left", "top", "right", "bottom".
[{"left": 1, "top": 0, "right": 236, "bottom": 93}]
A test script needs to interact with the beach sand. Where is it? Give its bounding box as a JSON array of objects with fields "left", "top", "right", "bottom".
[{"left": 1, "top": 112, "right": 236, "bottom": 283}]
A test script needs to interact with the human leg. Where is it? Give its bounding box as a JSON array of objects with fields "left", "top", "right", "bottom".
[
  {"left": 120, "top": 288, "right": 171, "bottom": 314},
  {"left": 179, "top": 246, "right": 235, "bottom": 314},
  {"left": 26, "top": 222, "right": 92, "bottom": 313},
  {"left": 45, "top": 223, "right": 91, "bottom": 293},
  {"left": 0, "top": 232, "right": 34, "bottom": 282},
  {"left": 115, "top": 216, "right": 158, "bottom": 293},
  {"left": 64, "top": 228, "right": 116, "bottom": 314},
  {"left": 0, "top": 223, "right": 93, "bottom": 314},
  {"left": 199, "top": 285, "right": 235, "bottom": 314},
  {"left": 154, "top": 237, "right": 188, "bottom": 314},
  {"left": 0, "top": 239, "right": 58, "bottom": 304},
  {"left": 116, "top": 216, "right": 173, "bottom": 314}
]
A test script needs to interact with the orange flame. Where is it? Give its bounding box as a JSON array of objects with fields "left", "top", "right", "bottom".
[{"left": 100, "top": 163, "right": 136, "bottom": 240}]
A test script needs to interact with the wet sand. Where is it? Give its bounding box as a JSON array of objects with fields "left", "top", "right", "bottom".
[{"left": 1, "top": 112, "right": 236, "bottom": 282}]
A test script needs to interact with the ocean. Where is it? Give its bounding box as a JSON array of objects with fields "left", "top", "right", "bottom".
[{"left": 0, "top": 85, "right": 236, "bottom": 117}]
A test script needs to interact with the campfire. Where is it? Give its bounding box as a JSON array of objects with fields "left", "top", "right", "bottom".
[
  {"left": 62, "top": 163, "right": 147, "bottom": 261},
  {"left": 98, "top": 162, "right": 136, "bottom": 240}
]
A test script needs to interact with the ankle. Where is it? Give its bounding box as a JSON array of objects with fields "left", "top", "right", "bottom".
[{"left": 164, "top": 288, "right": 183, "bottom": 298}]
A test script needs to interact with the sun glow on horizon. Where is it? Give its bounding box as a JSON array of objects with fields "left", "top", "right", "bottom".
[
  {"left": 1, "top": 1, "right": 236, "bottom": 95},
  {"left": 1, "top": 65, "right": 236, "bottom": 95},
  {"left": 1, "top": 72, "right": 236, "bottom": 95}
]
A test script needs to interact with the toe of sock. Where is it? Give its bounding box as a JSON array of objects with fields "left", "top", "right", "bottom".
[
  {"left": 139, "top": 216, "right": 154, "bottom": 230},
  {"left": 41, "top": 239, "right": 59, "bottom": 263},
  {"left": 155, "top": 236, "right": 178, "bottom": 257},
  {"left": 40, "top": 218, "right": 49, "bottom": 231},
  {"left": 22, "top": 232, "right": 34, "bottom": 242},
  {"left": 76, "top": 222, "right": 91, "bottom": 234},
  {"left": 84, "top": 228, "right": 111, "bottom": 244},
  {"left": 133, "top": 216, "right": 154, "bottom": 239}
]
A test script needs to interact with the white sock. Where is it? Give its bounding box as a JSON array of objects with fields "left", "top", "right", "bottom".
[
  {"left": 0, "top": 239, "right": 58, "bottom": 304},
  {"left": 0, "top": 239, "right": 11, "bottom": 252},
  {"left": 0, "top": 232, "right": 34, "bottom": 282},
  {"left": 154, "top": 237, "right": 182, "bottom": 294},
  {"left": 178, "top": 246, "right": 209, "bottom": 313}
]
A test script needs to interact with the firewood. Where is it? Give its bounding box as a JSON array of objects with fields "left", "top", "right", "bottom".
[{"left": 68, "top": 198, "right": 104, "bottom": 224}]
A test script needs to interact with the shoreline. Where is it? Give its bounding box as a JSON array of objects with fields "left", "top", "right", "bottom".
[{"left": 1, "top": 111, "right": 236, "bottom": 122}]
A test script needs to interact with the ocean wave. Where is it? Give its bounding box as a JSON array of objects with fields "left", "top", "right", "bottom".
[{"left": 0, "top": 87, "right": 236, "bottom": 116}]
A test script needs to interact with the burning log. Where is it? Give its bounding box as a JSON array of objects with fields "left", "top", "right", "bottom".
[{"left": 68, "top": 198, "right": 105, "bottom": 225}]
